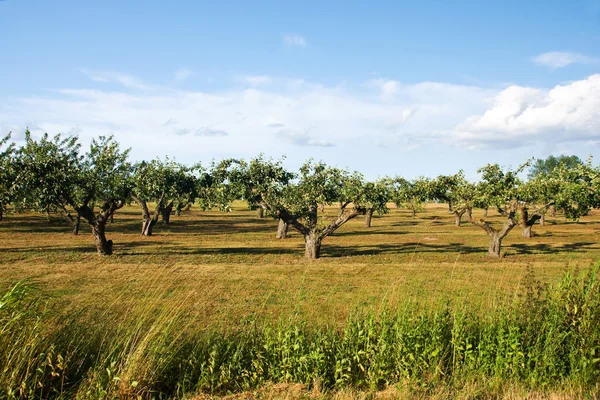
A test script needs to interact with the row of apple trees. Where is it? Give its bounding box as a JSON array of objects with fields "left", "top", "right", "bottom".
[{"left": 1, "top": 131, "right": 599, "bottom": 259}]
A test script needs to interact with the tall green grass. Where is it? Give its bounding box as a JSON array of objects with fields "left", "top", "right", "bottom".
[{"left": 1, "top": 264, "right": 600, "bottom": 398}]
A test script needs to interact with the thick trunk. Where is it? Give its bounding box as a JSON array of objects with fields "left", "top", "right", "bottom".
[
  {"left": 142, "top": 217, "right": 158, "bottom": 236},
  {"left": 162, "top": 202, "right": 173, "bottom": 224},
  {"left": 304, "top": 233, "right": 322, "bottom": 260},
  {"left": 517, "top": 207, "right": 541, "bottom": 239},
  {"left": 469, "top": 211, "right": 516, "bottom": 258},
  {"left": 549, "top": 205, "right": 556, "bottom": 217},
  {"left": 454, "top": 209, "right": 468, "bottom": 227},
  {"left": 465, "top": 207, "right": 472, "bottom": 220},
  {"left": 488, "top": 234, "right": 502, "bottom": 257},
  {"left": 109, "top": 214, "right": 114, "bottom": 223},
  {"left": 276, "top": 219, "right": 289, "bottom": 239},
  {"left": 365, "top": 209, "right": 374, "bottom": 228},
  {"left": 540, "top": 214, "right": 545, "bottom": 226},
  {"left": 91, "top": 220, "right": 113, "bottom": 255},
  {"left": 257, "top": 206, "right": 265, "bottom": 218},
  {"left": 72, "top": 215, "right": 81, "bottom": 235}
]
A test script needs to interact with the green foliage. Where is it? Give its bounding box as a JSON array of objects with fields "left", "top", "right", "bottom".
[
  {"left": 225, "top": 155, "right": 294, "bottom": 213},
  {"left": 431, "top": 171, "right": 480, "bottom": 213},
  {"left": 476, "top": 163, "right": 523, "bottom": 210},
  {"left": 13, "top": 130, "right": 81, "bottom": 215},
  {"left": 528, "top": 155, "right": 583, "bottom": 179},
  {"left": 80, "top": 135, "right": 133, "bottom": 213},
  {"left": 0, "top": 132, "right": 16, "bottom": 217},
  {"left": 550, "top": 160, "right": 600, "bottom": 220},
  {"left": 355, "top": 179, "right": 391, "bottom": 216},
  {"left": 2, "top": 265, "right": 600, "bottom": 397},
  {"left": 391, "top": 177, "right": 431, "bottom": 216},
  {"left": 132, "top": 158, "right": 200, "bottom": 211}
]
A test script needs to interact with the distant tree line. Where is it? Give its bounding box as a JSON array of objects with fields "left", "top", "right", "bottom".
[{"left": 1, "top": 131, "right": 599, "bottom": 259}]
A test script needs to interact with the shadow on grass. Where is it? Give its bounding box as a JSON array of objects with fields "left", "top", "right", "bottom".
[
  {"left": 510, "top": 242, "right": 597, "bottom": 255},
  {"left": 1, "top": 240, "right": 164, "bottom": 254}
]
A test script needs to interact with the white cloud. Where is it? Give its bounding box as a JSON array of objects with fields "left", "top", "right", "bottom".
[
  {"left": 283, "top": 34, "right": 307, "bottom": 48},
  {"left": 174, "top": 68, "right": 193, "bottom": 82},
  {"left": 532, "top": 51, "right": 600, "bottom": 69},
  {"left": 81, "top": 69, "right": 153, "bottom": 90},
  {"left": 236, "top": 75, "right": 273, "bottom": 87},
  {"left": 367, "top": 79, "right": 401, "bottom": 99},
  {"left": 6, "top": 73, "right": 598, "bottom": 168},
  {"left": 275, "top": 128, "right": 333, "bottom": 147},
  {"left": 1, "top": 77, "right": 494, "bottom": 162},
  {"left": 451, "top": 74, "right": 600, "bottom": 148}
]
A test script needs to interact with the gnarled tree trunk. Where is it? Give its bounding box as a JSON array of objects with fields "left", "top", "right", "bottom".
[
  {"left": 454, "top": 209, "right": 464, "bottom": 227},
  {"left": 540, "top": 214, "right": 545, "bottom": 226},
  {"left": 276, "top": 218, "right": 289, "bottom": 239},
  {"left": 549, "top": 205, "right": 556, "bottom": 217},
  {"left": 63, "top": 207, "right": 81, "bottom": 235},
  {"left": 488, "top": 233, "right": 502, "bottom": 257},
  {"left": 162, "top": 201, "right": 173, "bottom": 224},
  {"left": 91, "top": 220, "right": 113, "bottom": 255},
  {"left": 468, "top": 212, "right": 517, "bottom": 258},
  {"left": 365, "top": 209, "right": 374, "bottom": 228},
  {"left": 79, "top": 205, "right": 115, "bottom": 255},
  {"left": 517, "top": 207, "right": 541, "bottom": 239},
  {"left": 72, "top": 215, "right": 80, "bottom": 235},
  {"left": 257, "top": 206, "right": 265, "bottom": 218},
  {"left": 304, "top": 232, "right": 322, "bottom": 260},
  {"left": 142, "top": 215, "right": 159, "bottom": 236}
]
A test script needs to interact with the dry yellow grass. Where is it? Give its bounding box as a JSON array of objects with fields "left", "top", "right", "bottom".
[{"left": 0, "top": 202, "right": 599, "bottom": 327}]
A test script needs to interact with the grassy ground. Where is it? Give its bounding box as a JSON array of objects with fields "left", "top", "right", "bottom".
[
  {"left": 1, "top": 202, "right": 600, "bottom": 398},
  {"left": 0, "top": 202, "right": 598, "bottom": 327}
]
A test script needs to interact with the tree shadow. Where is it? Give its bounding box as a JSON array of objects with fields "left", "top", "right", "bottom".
[
  {"left": 321, "top": 242, "right": 483, "bottom": 257},
  {"left": 162, "top": 245, "right": 301, "bottom": 256},
  {"left": 509, "top": 242, "right": 597, "bottom": 255},
  {"left": 0, "top": 240, "right": 164, "bottom": 254}
]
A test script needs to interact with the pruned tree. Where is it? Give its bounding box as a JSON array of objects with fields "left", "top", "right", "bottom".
[
  {"left": 514, "top": 176, "right": 559, "bottom": 237},
  {"left": 0, "top": 133, "right": 16, "bottom": 221},
  {"left": 391, "top": 177, "right": 431, "bottom": 218},
  {"left": 13, "top": 133, "right": 132, "bottom": 254},
  {"left": 69, "top": 136, "right": 133, "bottom": 254},
  {"left": 251, "top": 160, "right": 374, "bottom": 259},
  {"left": 227, "top": 156, "right": 295, "bottom": 239},
  {"left": 132, "top": 159, "right": 199, "bottom": 236},
  {"left": 356, "top": 179, "right": 391, "bottom": 228},
  {"left": 468, "top": 164, "right": 523, "bottom": 257},
  {"left": 431, "top": 171, "right": 478, "bottom": 227}
]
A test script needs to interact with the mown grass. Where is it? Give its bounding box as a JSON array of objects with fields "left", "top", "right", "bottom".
[{"left": 0, "top": 203, "right": 600, "bottom": 398}]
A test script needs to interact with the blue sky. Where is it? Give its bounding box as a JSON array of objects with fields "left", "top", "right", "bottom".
[{"left": 1, "top": 0, "right": 600, "bottom": 179}]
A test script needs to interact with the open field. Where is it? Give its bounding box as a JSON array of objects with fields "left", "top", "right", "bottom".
[
  {"left": 1, "top": 203, "right": 600, "bottom": 398},
  {"left": 1, "top": 202, "right": 599, "bottom": 326}
]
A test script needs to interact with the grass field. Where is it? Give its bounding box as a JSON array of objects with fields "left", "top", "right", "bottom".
[
  {"left": 1, "top": 202, "right": 599, "bottom": 325},
  {"left": 1, "top": 203, "right": 600, "bottom": 398}
]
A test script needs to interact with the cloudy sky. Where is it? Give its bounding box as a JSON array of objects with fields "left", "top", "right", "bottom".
[{"left": 1, "top": 0, "right": 600, "bottom": 179}]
